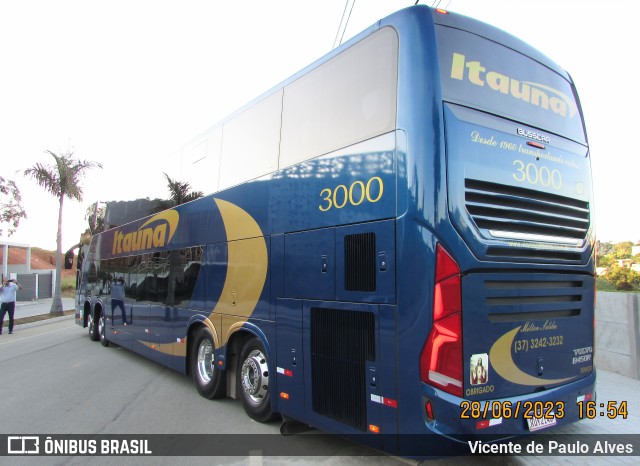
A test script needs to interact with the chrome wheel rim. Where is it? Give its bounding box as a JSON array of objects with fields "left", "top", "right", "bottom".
[
  {"left": 241, "top": 349, "right": 269, "bottom": 403},
  {"left": 197, "top": 339, "right": 214, "bottom": 384},
  {"left": 98, "top": 315, "right": 105, "bottom": 340}
]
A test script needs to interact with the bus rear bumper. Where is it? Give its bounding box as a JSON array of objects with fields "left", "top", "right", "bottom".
[{"left": 420, "top": 371, "right": 597, "bottom": 439}]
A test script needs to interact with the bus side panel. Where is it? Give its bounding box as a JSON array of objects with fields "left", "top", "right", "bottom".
[
  {"left": 284, "top": 228, "right": 335, "bottom": 300},
  {"left": 378, "top": 303, "right": 399, "bottom": 453},
  {"left": 274, "top": 298, "right": 305, "bottom": 417},
  {"left": 108, "top": 322, "right": 133, "bottom": 351},
  {"left": 264, "top": 134, "right": 397, "bottom": 236}
]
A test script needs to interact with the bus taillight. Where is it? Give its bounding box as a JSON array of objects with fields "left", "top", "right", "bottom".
[{"left": 420, "top": 245, "right": 463, "bottom": 397}]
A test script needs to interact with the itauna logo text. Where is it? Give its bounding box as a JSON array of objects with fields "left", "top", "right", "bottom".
[
  {"left": 111, "top": 210, "right": 179, "bottom": 255},
  {"left": 450, "top": 52, "right": 577, "bottom": 118}
]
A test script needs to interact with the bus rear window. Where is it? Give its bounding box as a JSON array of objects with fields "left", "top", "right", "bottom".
[{"left": 436, "top": 25, "right": 586, "bottom": 145}]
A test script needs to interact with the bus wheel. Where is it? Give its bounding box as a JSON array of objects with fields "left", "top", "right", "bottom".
[
  {"left": 191, "top": 327, "right": 225, "bottom": 399},
  {"left": 99, "top": 313, "right": 109, "bottom": 347},
  {"left": 238, "top": 337, "right": 278, "bottom": 422},
  {"left": 88, "top": 311, "right": 100, "bottom": 341}
]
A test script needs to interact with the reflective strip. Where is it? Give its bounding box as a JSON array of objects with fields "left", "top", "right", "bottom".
[
  {"left": 277, "top": 367, "right": 293, "bottom": 377},
  {"left": 577, "top": 393, "right": 593, "bottom": 403},
  {"left": 476, "top": 417, "right": 503, "bottom": 430},
  {"left": 370, "top": 394, "right": 398, "bottom": 408}
]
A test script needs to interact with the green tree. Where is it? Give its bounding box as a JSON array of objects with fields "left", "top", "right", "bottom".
[
  {"left": 605, "top": 263, "right": 640, "bottom": 291},
  {"left": 24, "top": 150, "right": 102, "bottom": 316},
  {"left": 597, "top": 254, "right": 613, "bottom": 268},
  {"left": 0, "top": 176, "right": 27, "bottom": 237},
  {"left": 612, "top": 241, "right": 634, "bottom": 260}
]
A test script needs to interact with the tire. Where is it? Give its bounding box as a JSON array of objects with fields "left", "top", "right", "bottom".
[
  {"left": 99, "top": 313, "right": 109, "bottom": 347},
  {"left": 237, "top": 336, "right": 278, "bottom": 423},
  {"left": 88, "top": 310, "right": 100, "bottom": 341},
  {"left": 191, "top": 327, "right": 226, "bottom": 399}
]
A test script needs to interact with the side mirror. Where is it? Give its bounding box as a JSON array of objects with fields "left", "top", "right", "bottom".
[{"left": 64, "top": 250, "right": 74, "bottom": 269}]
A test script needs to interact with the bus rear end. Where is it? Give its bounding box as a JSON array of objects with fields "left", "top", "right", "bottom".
[{"left": 417, "top": 9, "right": 595, "bottom": 441}]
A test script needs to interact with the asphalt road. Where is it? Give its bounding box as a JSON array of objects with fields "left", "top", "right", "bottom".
[{"left": 0, "top": 319, "right": 418, "bottom": 466}]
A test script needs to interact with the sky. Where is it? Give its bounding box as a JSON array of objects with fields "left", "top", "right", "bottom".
[{"left": 1, "top": 0, "right": 638, "bottom": 251}]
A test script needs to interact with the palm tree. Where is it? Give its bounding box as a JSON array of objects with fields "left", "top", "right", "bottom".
[
  {"left": 24, "top": 150, "right": 102, "bottom": 316},
  {"left": 151, "top": 172, "right": 203, "bottom": 213}
]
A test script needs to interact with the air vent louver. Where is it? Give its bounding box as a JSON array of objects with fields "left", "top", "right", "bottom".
[
  {"left": 311, "top": 308, "right": 375, "bottom": 431},
  {"left": 344, "top": 232, "right": 376, "bottom": 292},
  {"left": 465, "top": 179, "right": 589, "bottom": 241}
]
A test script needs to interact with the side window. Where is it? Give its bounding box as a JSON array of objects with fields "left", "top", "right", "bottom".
[
  {"left": 102, "top": 247, "right": 204, "bottom": 306},
  {"left": 143, "top": 252, "right": 169, "bottom": 304},
  {"left": 219, "top": 90, "right": 283, "bottom": 190},
  {"left": 125, "top": 255, "right": 146, "bottom": 301},
  {"left": 183, "top": 126, "right": 223, "bottom": 195},
  {"left": 87, "top": 260, "right": 102, "bottom": 295},
  {"left": 155, "top": 251, "right": 170, "bottom": 304},
  {"left": 166, "top": 246, "right": 203, "bottom": 306},
  {"left": 88, "top": 261, "right": 98, "bottom": 284}
]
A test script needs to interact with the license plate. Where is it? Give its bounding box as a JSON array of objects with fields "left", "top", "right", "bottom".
[{"left": 527, "top": 411, "right": 557, "bottom": 432}]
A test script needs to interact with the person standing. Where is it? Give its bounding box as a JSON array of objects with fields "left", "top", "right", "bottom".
[{"left": 1, "top": 278, "right": 23, "bottom": 335}]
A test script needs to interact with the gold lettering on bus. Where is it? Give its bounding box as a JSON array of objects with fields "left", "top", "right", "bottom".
[
  {"left": 450, "top": 52, "right": 577, "bottom": 119},
  {"left": 111, "top": 210, "right": 179, "bottom": 255}
]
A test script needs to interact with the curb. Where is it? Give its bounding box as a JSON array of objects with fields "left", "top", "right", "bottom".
[{"left": 14, "top": 314, "right": 75, "bottom": 330}]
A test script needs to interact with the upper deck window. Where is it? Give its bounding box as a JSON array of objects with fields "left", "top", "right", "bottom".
[{"left": 280, "top": 27, "right": 399, "bottom": 169}]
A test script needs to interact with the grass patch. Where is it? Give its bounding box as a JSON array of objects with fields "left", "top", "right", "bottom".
[
  {"left": 596, "top": 277, "right": 640, "bottom": 293},
  {"left": 3, "top": 310, "right": 75, "bottom": 329},
  {"left": 596, "top": 277, "right": 617, "bottom": 292},
  {"left": 61, "top": 276, "right": 76, "bottom": 296}
]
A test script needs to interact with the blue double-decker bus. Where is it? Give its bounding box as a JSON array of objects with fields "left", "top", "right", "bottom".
[{"left": 74, "top": 5, "right": 595, "bottom": 456}]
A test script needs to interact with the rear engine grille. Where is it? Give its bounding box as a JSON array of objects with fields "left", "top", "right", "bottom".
[
  {"left": 465, "top": 179, "right": 589, "bottom": 242},
  {"left": 484, "top": 277, "right": 584, "bottom": 322},
  {"left": 311, "top": 308, "right": 375, "bottom": 431}
]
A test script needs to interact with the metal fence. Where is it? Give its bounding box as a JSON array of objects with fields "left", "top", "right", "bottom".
[{"left": 15, "top": 271, "right": 53, "bottom": 301}]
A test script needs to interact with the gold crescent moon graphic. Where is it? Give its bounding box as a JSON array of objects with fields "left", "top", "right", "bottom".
[
  {"left": 137, "top": 199, "right": 267, "bottom": 355},
  {"left": 209, "top": 198, "right": 268, "bottom": 333},
  {"left": 138, "top": 318, "right": 220, "bottom": 357},
  {"left": 489, "top": 326, "right": 575, "bottom": 386}
]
